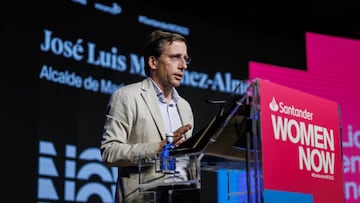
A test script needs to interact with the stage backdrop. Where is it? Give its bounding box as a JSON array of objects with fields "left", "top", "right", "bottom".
[{"left": 1, "top": 0, "right": 359, "bottom": 202}]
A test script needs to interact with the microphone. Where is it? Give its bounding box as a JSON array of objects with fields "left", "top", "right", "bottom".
[{"left": 206, "top": 99, "right": 227, "bottom": 104}]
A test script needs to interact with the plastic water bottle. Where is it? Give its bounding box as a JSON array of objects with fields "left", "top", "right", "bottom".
[{"left": 160, "top": 133, "right": 176, "bottom": 172}]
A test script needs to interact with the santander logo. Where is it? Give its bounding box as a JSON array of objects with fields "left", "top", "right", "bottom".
[
  {"left": 269, "top": 97, "right": 279, "bottom": 112},
  {"left": 269, "top": 97, "right": 313, "bottom": 121}
]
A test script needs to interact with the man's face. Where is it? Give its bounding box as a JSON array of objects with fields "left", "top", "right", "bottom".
[{"left": 151, "top": 41, "right": 189, "bottom": 91}]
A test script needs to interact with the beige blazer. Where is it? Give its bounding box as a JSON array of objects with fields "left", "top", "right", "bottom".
[{"left": 101, "top": 77, "right": 194, "bottom": 202}]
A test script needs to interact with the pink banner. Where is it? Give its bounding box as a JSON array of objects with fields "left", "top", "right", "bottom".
[
  {"left": 250, "top": 32, "right": 360, "bottom": 203},
  {"left": 258, "top": 79, "right": 344, "bottom": 203}
]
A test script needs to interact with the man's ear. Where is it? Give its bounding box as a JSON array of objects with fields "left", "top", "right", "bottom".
[{"left": 148, "top": 56, "right": 157, "bottom": 71}]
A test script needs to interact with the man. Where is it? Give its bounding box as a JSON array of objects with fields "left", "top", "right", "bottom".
[{"left": 100, "top": 30, "right": 199, "bottom": 202}]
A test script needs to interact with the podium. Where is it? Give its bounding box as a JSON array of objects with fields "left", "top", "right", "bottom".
[{"left": 137, "top": 78, "right": 345, "bottom": 203}]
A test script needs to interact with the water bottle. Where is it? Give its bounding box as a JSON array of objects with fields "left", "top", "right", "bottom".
[{"left": 160, "top": 133, "right": 176, "bottom": 172}]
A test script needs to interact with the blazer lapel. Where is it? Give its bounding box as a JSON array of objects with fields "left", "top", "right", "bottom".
[
  {"left": 176, "top": 101, "right": 189, "bottom": 125},
  {"left": 176, "top": 99, "right": 193, "bottom": 138},
  {"left": 140, "top": 78, "right": 166, "bottom": 140}
]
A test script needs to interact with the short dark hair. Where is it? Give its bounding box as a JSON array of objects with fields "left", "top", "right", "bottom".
[{"left": 143, "top": 30, "right": 188, "bottom": 76}]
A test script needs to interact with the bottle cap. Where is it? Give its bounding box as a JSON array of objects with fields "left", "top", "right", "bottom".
[{"left": 166, "top": 133, "right": 174, "bottom": 143}]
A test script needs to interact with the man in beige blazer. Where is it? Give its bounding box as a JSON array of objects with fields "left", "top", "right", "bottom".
[{"left": 100, "top": 30, "right": 198, "bottom": 203}]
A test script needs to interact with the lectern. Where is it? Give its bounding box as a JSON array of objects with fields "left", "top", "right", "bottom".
[{"left": 137, "top": 78, "right": 345, "bottom": 203}]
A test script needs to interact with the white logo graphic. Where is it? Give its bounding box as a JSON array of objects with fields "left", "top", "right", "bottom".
[
  {"left": 268, "top": 96, "right": 313, "bottom": 121},
  {"left": 37, "top": 140, "right": 117, "bottom": 202},
  {"left": 269, "top": 97, "right": 279, "bottom": 112}
]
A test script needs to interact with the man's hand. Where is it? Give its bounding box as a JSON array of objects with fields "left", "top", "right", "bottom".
[
  {"left": 172, "top": 124, "right": 192, "bottom": 147},
  {"left": 157, "top": 124, "right": 192, "bottom": 151}
]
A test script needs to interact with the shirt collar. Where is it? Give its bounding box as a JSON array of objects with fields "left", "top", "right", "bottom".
[{"left": 150, "top": 78, "right": 179, "bottom": 104}]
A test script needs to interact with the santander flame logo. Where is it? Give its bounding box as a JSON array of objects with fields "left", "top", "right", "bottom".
[{"left": 269, "top": 97, "right": 279, "bottom": 112}]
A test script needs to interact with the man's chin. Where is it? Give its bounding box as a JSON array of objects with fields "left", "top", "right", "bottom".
[{"left": 173, "top": 81, "right": 181, "bottom": 87}]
